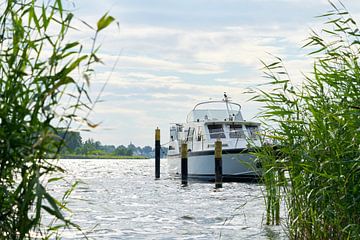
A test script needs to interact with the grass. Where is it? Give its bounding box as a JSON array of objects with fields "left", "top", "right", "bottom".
[{"left": 253, "top": 2, "right": 360, "bottom": 239}]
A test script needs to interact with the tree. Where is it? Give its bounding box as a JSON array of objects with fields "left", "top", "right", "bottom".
[
  {"left": 77, "top": 138, "right": 97, "bottom": 154},
  {"left": 58, "top": 130, "right": 82, "bottom": 153},
  {"left": 102, "top": 144, "right": 116, "bottom": 153},
  {"left": 114, "top": 145, "right": 133, "bottom": 156},
  {"left": 142, "top": 146, "right": 153, "bottom": 156}
]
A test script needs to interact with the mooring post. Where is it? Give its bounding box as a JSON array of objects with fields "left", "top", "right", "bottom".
[
  {"left": 181, "top": 143, "right": 188, "bottom": 186},
  {"left": 215, "top": 140, "right": 223, "bottom": 188},
  {"left": 155, "top": 128, "right": 160, "bottom": 179}
]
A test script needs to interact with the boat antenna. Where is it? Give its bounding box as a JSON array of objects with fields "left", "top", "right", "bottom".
[{"left": 223, "top": 92, "right": 232, "bottom": 120}]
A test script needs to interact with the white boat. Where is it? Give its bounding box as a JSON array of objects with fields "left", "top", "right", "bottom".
[{"left": 167, "top": 94, "right": 262, "bottom": 181}]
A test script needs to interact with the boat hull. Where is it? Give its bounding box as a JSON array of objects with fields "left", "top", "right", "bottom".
[{"left": 167, "top": 149, "right": 261, "bottom": 181}]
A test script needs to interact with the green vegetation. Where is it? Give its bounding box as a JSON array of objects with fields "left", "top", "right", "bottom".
[
  {"left": 59, "top": 131, "right": 166, "bottom": 158},
  {"left": 0, "top": 0, "right": 114, "bottom": 238},
  {"left": 254, "top": 2, "right": 360, "bottom": 239}
]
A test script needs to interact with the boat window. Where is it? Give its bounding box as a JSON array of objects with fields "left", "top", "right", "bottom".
[
  {"left": 229, "top": 125, "right": 245, "bottom": 138},
  {"left": 246, "top": 125, "right": 259, "bottom": 138},
  {"left": 186, "top": 128, "right": 194, "bottom": 142},
  {"left": 197, "top": 126, "right": 202, "bottom": 141},
  {"left": 170, "top": 126, "right": 177, "bottom": 140},
  {"left": 208, "top": 125, "right": 226, "bottom": 139}
]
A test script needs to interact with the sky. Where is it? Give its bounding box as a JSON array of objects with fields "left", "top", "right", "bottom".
[{"left": 65, "top": 0, "right": 360, "bottom": 147}]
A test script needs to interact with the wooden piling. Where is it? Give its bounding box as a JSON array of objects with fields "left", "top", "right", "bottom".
[
  {"left": 215, "top": 140, "right": 222, "bottom": 188},
  {"left": 181, "top": 143, "right": 188, "bottom": 186},
  {"left": 155, "top": 128, "right": 160, "bottom": 179}
]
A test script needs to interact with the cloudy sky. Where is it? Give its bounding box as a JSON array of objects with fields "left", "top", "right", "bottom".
[{"left": 67, "top": 0, "right": 360, "bottom": 147}]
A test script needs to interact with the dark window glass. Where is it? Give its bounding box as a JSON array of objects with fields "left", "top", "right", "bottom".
[
  {"left": 208, "top": 125, "right": 225, "bottom": 139},
  {"left": 229, "top": 125, "right": 245, "bottom": 138},
  {"left": 246, "top": 125, "right": 259, "bottom": 138}
]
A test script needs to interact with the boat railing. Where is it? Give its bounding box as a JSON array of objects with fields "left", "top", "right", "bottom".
[
  {"left": 186, "top": 99, "right": 243, "bottom": 123},
  {"left": 192, "top": 100, "right": 241, "bottom": 111},
  {"left": 169, "top": 128, "right": 260, "bottom": 152},
  {"left": 187, "top": 129, "right": 259, "bottom": 141},
  {"left": 173, "top": 131, "right": 245, "bottom": 143}
]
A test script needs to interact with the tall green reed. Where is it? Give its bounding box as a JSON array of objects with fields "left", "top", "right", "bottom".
[
  {"left": 0, "top": 0, "right": 114, "bottom": 238},
  {"left": 254, "top": 2, "right": 360, "bottom": 239}
]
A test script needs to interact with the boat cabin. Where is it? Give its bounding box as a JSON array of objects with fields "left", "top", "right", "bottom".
[{"left": 169, "top": 99, "right": 260, "bottom": 154}]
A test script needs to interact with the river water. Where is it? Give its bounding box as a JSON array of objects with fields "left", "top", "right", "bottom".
[{"left": 49, "top": 159, "right": 286, "bottom": 239}]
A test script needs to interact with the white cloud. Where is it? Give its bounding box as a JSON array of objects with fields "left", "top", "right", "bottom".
[
  {"left": 94, "top": 22, "right": 314, "bottom": 75},
  {"left": 67, "top": 0, "right": 360, "bottom": 146}
]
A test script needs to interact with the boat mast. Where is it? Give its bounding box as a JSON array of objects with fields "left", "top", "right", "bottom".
[{"left": 223, "top": 92, "right": 232, "bottom": 120}]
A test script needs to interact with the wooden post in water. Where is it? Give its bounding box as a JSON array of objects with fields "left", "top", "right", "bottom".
[
  {"left": 181, "top": 143, "right": 188, "bottom": 186},
  {"left": 155, "top": 128, "right": 161, "bottom": 179},
  {"left": 215, "top": 140, "right": 223, "bottom": 188}
]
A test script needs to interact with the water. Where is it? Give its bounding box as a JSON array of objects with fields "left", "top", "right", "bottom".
[{"left": 48, "top": 159, "right": 285, "bottom": 239}]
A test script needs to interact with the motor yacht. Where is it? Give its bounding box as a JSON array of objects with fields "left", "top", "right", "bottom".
[{"left": 167, "top": 94, "right": 262, "bottom": 181}]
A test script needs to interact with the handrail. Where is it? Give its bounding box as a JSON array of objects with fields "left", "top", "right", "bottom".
[
  {"left": 192, "top": 100, "right": 241, "bottom": 111},
  {"left": 184, "top": 129, "right": 258, "bottom": 141},
  {"left": 187, "top": 100, "right": 242, "bottom": 123}
]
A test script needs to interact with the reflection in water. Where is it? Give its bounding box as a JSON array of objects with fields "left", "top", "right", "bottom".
[{"left": 48, "top": 159, "right": 285, "bottom": 239}]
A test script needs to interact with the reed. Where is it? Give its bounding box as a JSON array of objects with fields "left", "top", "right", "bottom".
[
  {"left": 0, "top": 0, "right": 114, "bottom": 238},
  {"left": 253, "top": 2, "right": 360, "bottom": 239}
]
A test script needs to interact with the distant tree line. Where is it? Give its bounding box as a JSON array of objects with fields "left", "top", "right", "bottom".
[{"left": 58, "top": 131, "right": 167, "bottom": 158}]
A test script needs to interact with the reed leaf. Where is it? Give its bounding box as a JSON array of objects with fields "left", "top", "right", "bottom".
[
  {"left": 254, "top": 2, "right": 360, "bottom": 239},
  {"left": 0, "top": 0, "right": 115, "bottom": 238}
]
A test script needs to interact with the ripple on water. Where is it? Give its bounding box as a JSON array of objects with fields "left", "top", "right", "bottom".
[{"left": 48, "top": 159, "right": 286, "bottom": 240}]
